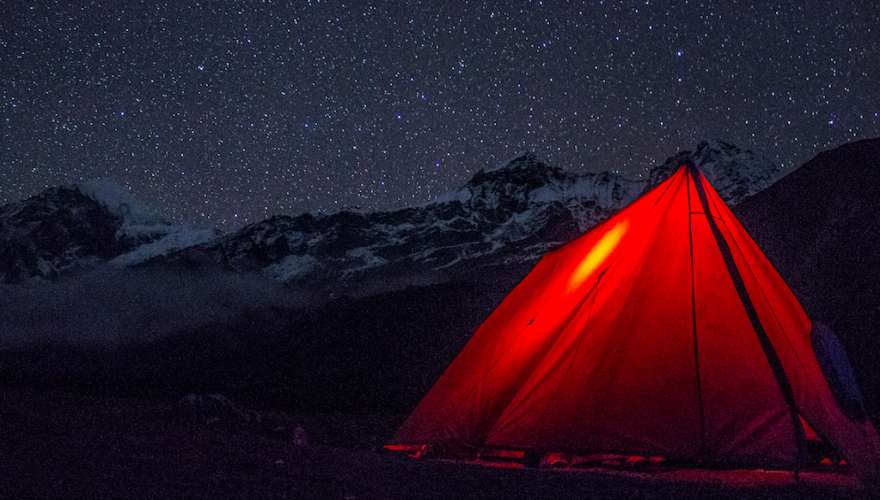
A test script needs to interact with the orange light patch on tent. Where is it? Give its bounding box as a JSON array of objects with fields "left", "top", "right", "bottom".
[{"left": 567, "top": 220, "right": 628, "bottom": 293}]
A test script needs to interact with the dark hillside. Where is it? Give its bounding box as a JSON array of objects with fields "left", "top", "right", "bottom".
[{"left": 736, "top": 138, "right": 880, "bottom": 412}]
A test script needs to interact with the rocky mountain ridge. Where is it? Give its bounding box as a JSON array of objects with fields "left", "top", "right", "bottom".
[
  {"left": 152, "top": 140, "right": 782, "bottom": 290},
  {"left": 0, "top": 179, "right": 217, "bottom": 283},
  {"left": 0, "top": 140, "right": 782, "bottom": 288}
]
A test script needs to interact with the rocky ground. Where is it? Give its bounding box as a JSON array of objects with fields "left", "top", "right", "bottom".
[{"left": 0, "top": 387, "right": 869, "bottom": 499}]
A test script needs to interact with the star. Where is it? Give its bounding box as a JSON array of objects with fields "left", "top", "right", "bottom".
[{"left": 1, "top": 2, "right": 877, "bottom": 229}]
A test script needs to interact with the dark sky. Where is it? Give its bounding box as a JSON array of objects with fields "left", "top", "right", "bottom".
[{"left": 2, "top": 1, "right": 879, "bottom": 229}]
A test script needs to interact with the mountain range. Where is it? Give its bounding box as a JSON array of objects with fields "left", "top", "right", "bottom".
[
  {"left": 0, "top": 178, "right": 217, "bottom": 284},
  {"left": 2, "top": 137, "right": 880, "bottom": 416},
  {"left": 0, "top": 140, "right": 782, "bottom": 291}
]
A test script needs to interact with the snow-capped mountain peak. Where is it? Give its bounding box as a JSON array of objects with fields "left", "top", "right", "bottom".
[
  {"left": 649, "top": 140, "right": 785, "bottom": 203},
  {"left": 76, "top": 178, "right": 221, "bottom": 266},
  {"left": 0, "top": 180, "right": 219, "bottom": 283},
  {"left": 152, "top": 141, "right": 781, "bottom": 290},
  {"left": 76, "top": 178, "right": 175, "bottom": 244},
  {"left": 1, "top": 141, "right": 783, "bottom": 288},
  {"left": 77, "top": 178, "right": 165, "bottom": 227},
  {"left": 435, "top": 152, "right": 640, "bottom": 217}
]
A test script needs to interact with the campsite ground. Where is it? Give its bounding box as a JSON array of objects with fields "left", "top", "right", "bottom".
[{"left": 0, "top": 387, "right": 869, "bottom": 499}]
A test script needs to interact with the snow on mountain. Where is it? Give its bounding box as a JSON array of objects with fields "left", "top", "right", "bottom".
[
  {"left": 152, "top": 141, "right": 783, "bottom": 290},
  {"left": 77, "top": 178, "right": 165, "bottom": 232},
  {"left": 650, "top": 140, "right": 785, "bottom": 204},
  {"left": 0, "top": 140, "right": 782, "bottom": 287},
  {"left": 0, "top": 179, "right": 219, "bottom": 282},
  {"left": 110, "top": 226, "right": 219, "bottom": 266},
  {"left": 77, "top": 178, "right": 220, "bottom": 264},
  {"left": 152, "top": 154, "right": 639, "bottom": 287}
]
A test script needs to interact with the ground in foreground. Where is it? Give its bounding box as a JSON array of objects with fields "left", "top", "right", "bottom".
[{"left": 0, "top": 387, "right": 869, "bottom": 499}]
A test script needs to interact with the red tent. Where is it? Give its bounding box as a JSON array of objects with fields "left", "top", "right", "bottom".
[{"left": 389, "top": 163, "right": 880, "bottom": 484}]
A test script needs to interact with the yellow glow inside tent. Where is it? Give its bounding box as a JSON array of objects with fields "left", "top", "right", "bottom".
[{"left": 567, "top": 220, "right": 628, "bottom": 293}]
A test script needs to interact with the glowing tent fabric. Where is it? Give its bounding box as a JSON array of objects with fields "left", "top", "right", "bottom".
[{"left": 391, "top": 164, "right": 880, "bottom": 484}]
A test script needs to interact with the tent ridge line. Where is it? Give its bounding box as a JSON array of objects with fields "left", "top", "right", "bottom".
[
  {"left": 687, "top": 162, "right": 807, "bottom": 474},
  {"left": 686, "top": 167, "right": 707, "bottom": 459}
]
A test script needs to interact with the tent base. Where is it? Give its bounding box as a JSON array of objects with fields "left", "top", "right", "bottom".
[{"left": 382, "top": 444, "right": 851, "bottom": 475}]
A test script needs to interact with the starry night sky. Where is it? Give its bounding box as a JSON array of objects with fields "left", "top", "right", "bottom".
[{"left": 2, "top": 1, "right": 879, "bottom": 229}]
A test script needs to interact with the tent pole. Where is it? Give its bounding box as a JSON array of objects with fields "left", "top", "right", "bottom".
[{"left": 685, "top": 166, "right": 707, "bottom": 461}]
